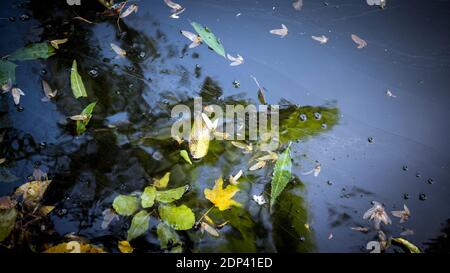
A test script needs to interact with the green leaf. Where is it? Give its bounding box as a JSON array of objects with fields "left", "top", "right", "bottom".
[
  {"left": 159, "top": 204, "right": 195, "bottom": 230},
  {"left": 141, "top": 186, "right": 156, "bottom": 208},
  {"left": 112, "top": 195, "right": 139, "bottom": 216},
  {"left": 392, "top": 237, "right": 422, "bottom": 253},
  {"left": 8, "top": 42, "right": 55, "bottom": 61},
  {"left": 154, "top": 172, "right": 170, "bottom": 189},
  {"left": 180, "top": 150, "right": 192, "bottom": 165},
  {"left": 270, "top": 144, "right": 292, "bottom": 207},
  {"left": 127, "top": 210, "right": 150, "bottom": 241},
  {"left": 71, "top": 60, "right": 88, "bottom": 99},
  {"left": 156, "top": 186, "right": 187, "bottom": 203},
  {"left": 0, "top": 207, "right": 17, "bottom": 242},
  {"left": 0, "top": 60, "right": 17, "bottom": 86},
  {"left": 157, "top": 222, "right": 182, "bottom": 252},
  {"left": 76, "top": 102, "right": 97, "bottom": 135},
  {"left": 191, "top": 22, "right": 226, "bottom": 58}
]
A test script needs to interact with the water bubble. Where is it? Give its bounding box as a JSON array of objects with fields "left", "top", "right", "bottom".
[
  {"left": 19, "top": 13, "right": 31, "bottom": 21},
  {"left": 402, "top": 165, "right": 408, "bottom": 171},
  {"left": 232, "top": 80, "right": 240, "bottom": 88},
  {"left": 299, "top": 114, "right": 307, "bottom": 122},
  {"left": 367, "top": 137, "right": 374, "bottom": 143},
  {"left": 427, "top": 178, "right": 434, "bottom": 185},
  {"left": 313, "top": 112, "right": 322, "bottom": 120},
  {"left": 299, "top": 236, "right": 305, "bottom": 242},
  {"left": 138, "top": 51, "right": 146, "bottom": 59},
  {"left": 419, "top": 193, "right": 427, "bottom": 201},
  {"left": 88, "top": 68, "right": 99, "bottom": 77}
]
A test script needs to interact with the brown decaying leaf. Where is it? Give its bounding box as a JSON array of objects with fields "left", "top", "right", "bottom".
[
  {"left": 11, "top": 87, "right": 25, "bottom": 105},
  {"left": 13, "top": 180, "right": 52, "bottom": 209},
  {"left": 50, "top": 38, "right": 68, "bottom": 49},
  {"left": 41, "top": 80, "right": 57, "bottom": 102},
  {"left": 110, "top": 43, "right": 126, "bottom": 57},
  {"left": 200, "top": 221, "right": 220, "bottom": 237},
  {"left": 270, "top": 24, "right": 288, "bottom": 38},
  {"left": 0, "top": 196, "right": 16, "bottom": 210},
  {"left": 351, "top": 34, "right": 367, "bottom": 49},
  {"left": 181, "top": 30, "right": 201, "bottom": 48}
]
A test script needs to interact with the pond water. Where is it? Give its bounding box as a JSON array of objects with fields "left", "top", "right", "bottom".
[{"left": 1, "top": 0, "right": 450, "bottom": 253}]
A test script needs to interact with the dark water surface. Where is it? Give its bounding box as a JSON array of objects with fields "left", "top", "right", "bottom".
[{"left": 1, "top": 0, "right": 450, "bottom": 252}]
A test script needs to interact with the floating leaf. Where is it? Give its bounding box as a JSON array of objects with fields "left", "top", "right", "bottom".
[
  {"left": 351, "top": 34, "right": 367, "bottom": 49},
  {"left": 191, "top": 22, "right": 226, "bottom": 58},
  {"left": 0, "top": 60, "right": 17, "bottom": 86},
  {"left": 112, "top": 195, "right": 138, "bottom": 216},
  {"left": 70, "top": 60, "right": 88, "bottom": 99},
  {"left": 119, "top": 4, "right": 138, "bottom": 18},
  {"left": 0, "top": 196, "right": 15, "bottom": 210},
  {"left": 156, "top": 186, "right": 187, "bottom": 203},
  {"left": 204, "top": 177, "right": 241, "bottom": 211},
  {"left": 11, "top": 87, "right": 25, "bottom": 105},
  {"left": 226, "top": 54, "right": 244, "bottom": 66},
  {"left": 110, "top": 43, "right": 126, "bottom": 57},
  {"left": 270, "top": 144, "right": 292, "bottom": 207},
  {"left": 141, "top": 186, "right": 156, "bottom": 208},
  {"left": 13, "top": 180, "right": 52, "bottom": 209},
  {"left": 181, "top": 30, "right": 201, "bottom": 48},
  {"left": 0, "top": 207, "right": 17, "bottom": 242},
  {"left": 50, "top": 38, "right": 68, "bottom": 49},
  {"left": 9, "top": 42, "right": 55, "bottom": 61},
  {"left": 41, "top": 80, "right": 57, "bottom": 102},
  {"left": 270, "top": 24, "right": 288, "bottom": 38},
  {"left": 311, "top": 35, "right": 328, "bottom": 44},
  {"left": 159, "top": 204, "right": 195, "bottom": 230},
  {"left": 154, "top": 172, "right": 170, "bottom": 189},
  {"left": 118, "top": 240, "right": 133, "bottom": 253},
  {"left": 127, "top": 210, "right": 150, "bottom": 241},
  {"left": 44, "top": 242, "right": 106, "bottom": 253},
  {"left": 180, "top": 150, "right": 192, "bottom": 165},
  {"left": 157, "top": 222, "right": 182, "bottom": 252},
  {"left": 76, "top": 102, "right": 96, "bottom": 135},
  {"left": 292, "top": 0, "right": 303, "bottom": 11},
  {"left": 392, "top": 237, "right": 421, "bottom": 253}
]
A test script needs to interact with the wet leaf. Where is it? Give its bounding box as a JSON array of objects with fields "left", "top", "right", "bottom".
[
  {"left": 13, "top": 180, "right": 51, "bottom": 209},
  {"left": 191, "top": 22, "right": 226, "bottom": 58},
  {"left": 118, "top": 240, "right": 133, "bottom": 253},
  {"left": 101, "top": 208, "right": 119, "bottom": 229},
  {"left": 249, "top": 160, "right": 266, "bottom": 171},
  {"left": 386, "top": 89, "right": 397, "bottom": 98},
  {"left": 127, "top": 210, "right": 150, "bottom": 241},
  {"left": 231, "top": 141, "right": 252, "bottom": 152},
  {"left": 50, "top": 38, "right": 68, "bottom": 49},
  {"left": 180, "top": 150, "right": 192, "bottom": 165},
  {"left": 366, "top": 0, "right": 386, "bottom": 8},
  {"left": 110, "top": 43, "right": 126, "bottom": 57},
  {"left": 311, "top": 35, "right": 328, "bottom": 44},
  {"left": 226, "top": 54, "right": 244, "bottom": 66},
  {"left": 119, "top": 4, "right": 138, "bottom": 18},
  {"left": 70, "top": 60, "right": 88, "bottom": 99},
  {"left": 112, "top": 195, "right": 138, "bottom": 216},
  {"left": 270, "top": 24, "right": 288, "bottom": 38},
  {"left": 76, "top": 102, "right": 96, "bottom": 135},
  {"left": 392, "top": 237, "right": 421, "bottom": 253},
  {"left": 41, "top": 80, "right": 57, "bottom": 102},
  {"left": 9, "top": 42, "right": 55, "bottom": 61},
  {"left": 0, "top": 60, "right": 17, "bottom": 86},
  {"left": 363, "top": 201, "right": 392, "bottom": 230},
  {"left": 0, "top": 158, "right": 5, "bottom": 165},
  {"left": 141, "top": 186, "right": 156, "bottom": 208},
  {"left": 0, "top": 207, "right": 17, "bottom": 242},
  {"left": 251, "top": 75, "right": 267, "bottom": 104},
  {"left": 11, "top": 87, "right": 25, "bottom": 105},
  {"left": 350, "top": 226, "right": 369, "bottom": 233},
  {"left": 155, "top": 186, "right": 187, "bottom": 203},
  {"left": 154, "top": 172, "right": 171, "bottom": 189},
  {"left": 157, "top": 222, "right": 182, "bottom": 252},
  {"left": 159, "top": 204, "right": 195, "bottom": 230},
  {"left": 351, "top": 34, "right": 367, "bottom": 49},
  {"left": 270, "top": 144, "right": 292, "bottom": 207},
  {"left": 204, "top": 177, "right": 241, "bottom": 211},
  {"left": 181, "top": 30, "right": 201, "bottom": 48},
  {"left": 229, "top": 170, "right": 243, "bottom": 185},
  {"left": 201, "top": 221, "right": 220, "bottom": 237},
  {"left": 189, "top": 113, "right": 211, "bottom": 159},
  {"left": 44, "top": 242, "right": 106, "bottom": 253}
]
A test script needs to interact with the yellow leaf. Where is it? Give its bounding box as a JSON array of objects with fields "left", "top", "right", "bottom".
[
  {"left": 118, "top": 240, "right": 133, "bottom": 253},
  {"left": 38, "top": 205, "right": 55, "bottom": 216},
  {"left": 50, "top": 38, "right": 68, "bottom": 49},
  {"left": 189, "top": 114, "right": 211, "bottom": 159},
  {"left": 154, "top": 172, "right": 170, "bottom": 189},
  {"left": 204, "top": 177, "right": 241, "bottom": 211},
  {"left": 13, "top": 180, "right": 51, "bottom": 209},
  {"left": 44, "top": 242, "right": 106, "bottom": 253}
]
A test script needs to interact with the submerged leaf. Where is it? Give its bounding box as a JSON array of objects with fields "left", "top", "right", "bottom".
[
  {"left": 0, "top": 60, "right": 17, "bottom": 86},
  {"left": 201, "top": 221, "right": 220, "bottom": 237},
  {"left": 101, "top": 208, "right": 119, "bottom": 229},
  {"left": 191, "top": 22, "right": 226, "bottom": 58},
  {"left": 9, "top": 42, "right": 55, "bottom": 61},
  {"left": 76, "top": 102, "right": 97, "bottom": 135},
  {"left": 112, "top": 195, "right": 138, "bottom": 216},
  {"left": 204, "top": 177, "right": 241, "bottom": 211},
  {"left": 154, "top": 172, "right": 171, "bottom": 189},
  {"left": 70, "top": 60, "right": 88, "bottom": 99},
  {"left": 0, "top": 207, "right": 17, "bottom": 242},
  {"left": 157, "top": 222, "right": 182, "bottom": 252},
  {"left": 127, "top": 210, "right": 150, "bottom": 241},
  {"left": 159, "top": 204, "right": 195, "bottom": 230},
  {"left": 141, "top": 186, "right": 156, "bottom": 208},
  {"left": 155, "top": 186, "right": 187, "bottom": 203},
  {"left": 270, "top": 144, "right": 292, "bottom": 207}
]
